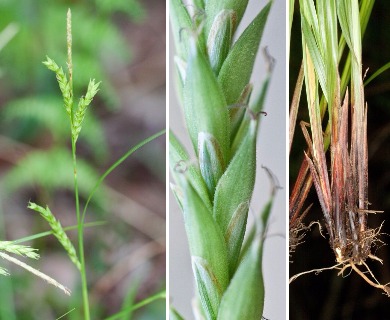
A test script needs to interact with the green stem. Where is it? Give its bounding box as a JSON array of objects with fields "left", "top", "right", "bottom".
[
  {"left": 104, "top": 290, "right": 166, "bottom": 320},
  {"left": 72, "top": 138, "right": 90, "bottom": 320},
  {"left": 12, "top": 221, "right": 106, "bottom": 244},
  {"left": 80, "top": 129, "right": 165, "bottom": 225}
]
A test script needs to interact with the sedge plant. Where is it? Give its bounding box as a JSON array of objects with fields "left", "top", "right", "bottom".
[
  {"left": 1, "top": 23, "right": 71, "bottom": 297},
  {"left": 1, "top": 9, "right": 165, "bottom": 319},
  {"left": 289, "top": 0, "right": 389, "bottom": 302},
  {"left": 169, "top": 1, "right": 278, "bottom": 319}
]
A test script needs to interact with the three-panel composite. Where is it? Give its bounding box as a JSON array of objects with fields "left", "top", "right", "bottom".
[{"left": 0, "top": 0, "right": 388, "bottom": 319}]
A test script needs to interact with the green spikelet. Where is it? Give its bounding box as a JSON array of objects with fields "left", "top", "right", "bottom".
[{"left": 169, "top": 1, "right": 275, "bottom": 318}]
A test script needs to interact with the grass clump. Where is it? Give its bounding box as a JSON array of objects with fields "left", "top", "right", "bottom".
[
  {"left": 170, "top": 1, "right": 278, "bottom": 319},
  {"left": 289, "top": 0, "right": 389, "bottom": 299}
]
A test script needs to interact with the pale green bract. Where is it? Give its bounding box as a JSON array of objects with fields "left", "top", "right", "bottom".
[{"left": 169, "top": 0, "right": 275, "bottom": 319}]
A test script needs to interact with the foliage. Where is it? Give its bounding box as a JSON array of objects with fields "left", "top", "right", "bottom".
[
  {"left": 0, "top": 0, "right": 142, "bottom": 107},
  {"left": 289, "top": 0, "right": 389, "bottom": 307},
  {"left": 0, "top": 0, "right": 144, "bottom": 201},
  {"left": 0, "top": 7, "right": 165, "bottom": 319}
]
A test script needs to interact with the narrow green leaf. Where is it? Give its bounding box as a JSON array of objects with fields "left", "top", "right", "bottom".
[
  {"left": 359, "top": 0, "right": 375, "bottom": 37},
  {"left": 183, "top": 38, "right": 230, "bottom": 163},
  {"left": 218, "top": 2, "right": 272, "bottom": 105},
  {"left": 169, "top": 131, "right": 212, "bottom": 210},
  {"left": 81, "top": 129, "right": 165, "bottom": 224},
  {"left": 337, "top": 0, "right": 361, "bottom": 64},
  {"left": 217, "top": 237, "right": 264, "bottom": 320},
  {"left": 300, "top": 14, "right": 328, "bottom": 102},
  {"left": 364, "top": 62, "right": 390, "bottom": 86},
  {"left": 319, "top": 0, "right": 339, "bottom": 116},
  {"left": 56, "top": 308, "right": 76, "bottom": 320},
  {"left": 207, "top": 9, "right": 234, "bottom": 74},
  {"left": 299, "top": 0, "right": 320, "bottom": 42},
  {"left": 198, "top": 132, "right": 225, "bottom": 197},
  {"left": 104, "top": 291, "right": 166, "bottom": 320},
  {"left": 338, "top": 0, "right": 364, "bottom": 126},
  {"left": 338, "top": 0, "right": 373, "bottom": 100},
  {"left": 119, "top": 279, "right": 140, "bottom": 320},
  {"left": 11, "top": 221, "right": 106, "bottom": 245}
]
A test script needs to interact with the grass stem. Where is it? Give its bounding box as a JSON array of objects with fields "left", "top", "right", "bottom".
[{"left": 72, "top": 138, "right": 90, "bottom": 319}]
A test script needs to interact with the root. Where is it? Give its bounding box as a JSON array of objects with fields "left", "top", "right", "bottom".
[
  {"left": 334, "top": 223, "right": 386, "bottom": 264},
  {"left": 289, "top": 222, "right": 306, "bottom": 258},
  {"left": 290, "top": 215, "right": 389, "bottom": 296},
  {"left": 289, "top": 218, "right": 322, "bottom": 259},
  {"left": 349, "top": 261, "right": 390, "bottom": 297},
  {"left": 289, "top": 262, "right": 344, "bottom": 284},
  {"left": 290, "top": 256, "right": 390, "bottom": 297}
]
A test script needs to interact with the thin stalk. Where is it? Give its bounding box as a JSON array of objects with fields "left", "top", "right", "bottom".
[
  {"left": 80, "top": 129, "right": 166, "bottom": 225},
  {"left": 71, "top": 138, "right": 90, "bottom": 320},
  {"left": 75, "top": 130, "right": 165, "bottom": 319},
  {"left": 12, "top": 221, "right": 106, "bottom": 245},
  {"left": 104, "top": 290, "right": 166, "bottom": 320},
  {"left": 66, "top": 8, "right": 90, "bottom": 318}
]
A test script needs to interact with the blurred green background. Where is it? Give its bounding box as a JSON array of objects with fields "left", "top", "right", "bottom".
[
  {"left": 289, "top": 1, "right": 390, "bottom": 319},
  {"left": 0, "top": 0, "right": 166, "bottom": 319}
]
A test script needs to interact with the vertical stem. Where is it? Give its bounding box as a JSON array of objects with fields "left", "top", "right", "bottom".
[
  {"left": 67, "top": 9, "right": 90, "bottom": 319},
  {"left": 72, "top": 139, "right": 90, "bottom": 320},
  {"left": 67, "top": 9, "right": 73, "bottom": 92}
]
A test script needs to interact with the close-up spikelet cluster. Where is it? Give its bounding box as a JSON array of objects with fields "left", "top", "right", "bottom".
[{"left": 169, "top": 1, "right": 284, "bottom": 319}]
